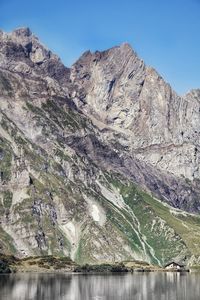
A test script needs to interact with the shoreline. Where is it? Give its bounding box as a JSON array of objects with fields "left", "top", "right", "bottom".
[
  {"left": 0, "top": 254, "right": 193, "bottom": 274},
  {"left": 0, "top": 269, "right": 191, "bottom": 274}
]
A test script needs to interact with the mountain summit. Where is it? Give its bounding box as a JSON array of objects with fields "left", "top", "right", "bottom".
[{"left": 0, "top": 28, "right": 200, "bottom": 266}]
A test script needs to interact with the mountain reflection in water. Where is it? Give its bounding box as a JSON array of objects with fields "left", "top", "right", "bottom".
[{"left": 0, "top": 272, "right": 200, "bottom": 300}]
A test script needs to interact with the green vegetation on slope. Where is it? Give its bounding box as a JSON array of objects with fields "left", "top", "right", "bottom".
[{"left": 102, "top": 173, "right": 200, "bottom": 264}]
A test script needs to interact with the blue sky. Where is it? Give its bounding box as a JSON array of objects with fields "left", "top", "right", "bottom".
[{"left": 0, "top": 0, "right": 199, "bottom": 94}]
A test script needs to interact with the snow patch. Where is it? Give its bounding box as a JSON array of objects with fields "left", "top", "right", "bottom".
[
  {"left": 83, "top": 194, "right": 106, "bottom": 226},
  {"left": 91, "top": 204, "right": 100, "bottom": 222}
]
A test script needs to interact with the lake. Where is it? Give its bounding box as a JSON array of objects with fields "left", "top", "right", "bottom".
[{"left": 0, "top": 272, "right": 200, "bottom": 300}]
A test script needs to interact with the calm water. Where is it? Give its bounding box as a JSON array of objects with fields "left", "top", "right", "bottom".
[{"left": 0, "top": 272, "right": 200, "bottom": 300}]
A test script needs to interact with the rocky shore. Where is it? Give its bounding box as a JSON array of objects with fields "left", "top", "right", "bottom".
[{"left": 0, "top": 254, "right": 191, "bottom": 274}]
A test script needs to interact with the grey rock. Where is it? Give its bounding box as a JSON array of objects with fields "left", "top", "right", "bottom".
[{"left": 0, "top": 28, "right": 200, "bottom": 265}]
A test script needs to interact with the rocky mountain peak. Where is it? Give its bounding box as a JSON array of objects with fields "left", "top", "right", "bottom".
[
  {"left": 0, "top": 27, "right": 52, "bottom": 65},
  {"left": 71, "top": 41, "right": 145, "bottom": 120},
  {"left": 118, "top": 42, "right": 136, "bottom": 54},
  {"left": 71, "top": 36, "right": 200, "bottom": 184},
  {"left": 1, "top": 28, "right": 200, "bottom": 265},
  {"left": 11, "top": 27, "right": 32, "bottom": 38},
  {"left": 0, "top": 28, "right": 71, "bottom": 88}
]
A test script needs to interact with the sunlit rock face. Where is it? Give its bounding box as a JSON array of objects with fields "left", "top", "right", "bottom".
[
  {"left": 71, "top": 43, "right": 200, "bottom": 182},
  {"left": 0, "top": 28, "right": 200, "bottom": 265}
]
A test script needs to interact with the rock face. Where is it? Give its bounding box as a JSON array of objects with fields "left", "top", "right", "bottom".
[
  {"left": 0, "top": 28, "right": 200, "bottom": 266},
  {"left": 71, "top": 43, "right": 200, "bottom": 212},
  {"left": 71, "top": 44, "right": 200, "bottom": 182}
]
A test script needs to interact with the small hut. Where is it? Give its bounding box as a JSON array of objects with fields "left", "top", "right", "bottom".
[{"left": 164, "top": 261, "right": 184, "bottom": 270}]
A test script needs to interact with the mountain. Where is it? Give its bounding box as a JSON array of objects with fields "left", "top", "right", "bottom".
[{"left": 0, "top": 27, "right": 200, "bottom": 266}]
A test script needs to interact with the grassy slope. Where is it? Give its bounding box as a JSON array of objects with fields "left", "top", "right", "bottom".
[{"left": 104, "top": 173, "right": 200, "bottom": 264}]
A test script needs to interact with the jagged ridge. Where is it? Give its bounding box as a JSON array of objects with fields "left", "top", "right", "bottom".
[{"left": 0, "top": 28, "right": 200, "bottom": 266}]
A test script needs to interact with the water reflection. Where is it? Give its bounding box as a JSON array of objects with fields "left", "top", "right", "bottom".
[{"left": 0, "top": 272, "right": 200, "bottom": 300}]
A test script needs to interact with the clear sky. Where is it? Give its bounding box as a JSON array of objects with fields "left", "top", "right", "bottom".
[{"left": 0, "top": 0, "right": 199, "bottom": 94}]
